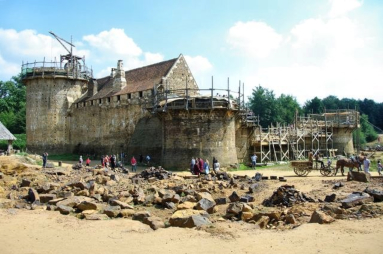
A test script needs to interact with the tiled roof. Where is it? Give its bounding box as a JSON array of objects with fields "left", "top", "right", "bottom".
[
  {"left": 81, "top": 57, "right": 178, "bottom": 102},
  {"left": 0, "top": 121, "right": 16, "bottom": 141}
]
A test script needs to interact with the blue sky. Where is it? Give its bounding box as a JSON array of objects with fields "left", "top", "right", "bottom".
[{"left": 1, "top": 0, "right": 382, "bottom": 104}]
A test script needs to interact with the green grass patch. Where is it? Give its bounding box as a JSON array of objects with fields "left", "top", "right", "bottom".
[{"left": 47, "top": 153, "right": 79, "bottom": 161}]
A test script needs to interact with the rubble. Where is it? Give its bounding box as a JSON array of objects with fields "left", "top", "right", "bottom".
[{"left": 262, "top": 185, "right": 315, "bottom": 207}]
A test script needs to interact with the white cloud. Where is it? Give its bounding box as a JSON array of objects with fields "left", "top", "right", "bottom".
[
  {"left": 0, "top": 54, "right": 20, "bottom": 79},
  {"left": 144, "top": 52, "right": 164, "bottom": 65},
  {"left": 184, "top": 55, "right": 213, "bottom": 74},
  {"left": 227, "top": 21, "right": 283, "bottom": 58},
  {"left": 328, "top": 0, "right": 362, "bottom": 18},
  {"left": 83, "top": 28, "right": 142, "bottom": 59},
  {"left": 227, "top": 0, "right": 383, "bottom": 104}
]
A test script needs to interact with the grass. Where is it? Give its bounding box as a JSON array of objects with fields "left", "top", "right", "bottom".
[{"left": 47, "top": 154, "right": 79, "bottom": 161}]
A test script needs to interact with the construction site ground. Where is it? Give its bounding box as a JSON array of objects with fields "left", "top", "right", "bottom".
[{"left": 0, "top": 154, "right": 382, "bottom": 254}]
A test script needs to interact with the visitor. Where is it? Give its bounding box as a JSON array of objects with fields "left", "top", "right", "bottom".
[
  {"left": 101, "top": 155, "right": 104, "bottom": 167},
  {"left": 199, "top": 158, "right": 204, "bottom": 173},
  {"left": 314, "top": 152, "right": 324, "bottom": 168},
  {"left": 146, "top": 155, "right": 151, "bottom": 166},
  {"left": 110, "top": 155, "right": 116, "bottom": 170},
  {"left": 213, "top": 160, "right": 220, "bottom": 174},
  {"left": 86, "top": 157, "right": 91, "bottom": 166},
  {"left": 190, "top": 157, "right": 196, "bottom": 174},
  {"left": 251, "top": 153, "right": 257, "bottom": 169},
  {"left": 193, "top": 161, "right": 201, "bottom": 176},
  {"left": 42, "top": 152, "right": 48, "bottom": 168},
  {"left": 139, "top": 154, "right": 143, "bottom": 164},
  {"left": 131, "top": 156, "right": 137, "bottom": 173},
  {"left": 363, "top": 155, "right": 370, "bottom": 174},
  {"left": 204, "top": 159, "right": 210, "bottom": 175},
  {"left": 79, "top": 155, "right": 83, "bottom": 166},
  {"left": 377, "top": 160, "right": 382, "bottom": 176}
]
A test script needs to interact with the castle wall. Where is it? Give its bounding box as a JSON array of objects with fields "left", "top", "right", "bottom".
[
  {"left": 24, "top": 77, "right": 86, "bottom": 154},
  {"left": 69, "top": 95, "right": 162, "bottom": 159},
  {"left": 235, "top": 123, "right": 251, "bottom": 164},
  {"left": 160, "top": 109, "right": 238, "bottom": 169},
  {"left": 333, "top": 128, "right": 355, "bottom": 155}
]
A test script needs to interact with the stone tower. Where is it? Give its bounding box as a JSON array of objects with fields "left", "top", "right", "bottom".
[{"left": 22, "top": 62, "right": 90, "bottom": 153}]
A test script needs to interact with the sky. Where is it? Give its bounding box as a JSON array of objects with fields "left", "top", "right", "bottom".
[{"left": 0, "top": 0, "right": 382, "bottom": 105}]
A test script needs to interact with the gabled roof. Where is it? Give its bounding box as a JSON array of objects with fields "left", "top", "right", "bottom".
[
  {"left": 79, "top": 57, "right": 179, "bottom": 103},
  {"left": 0, "top": 121, "right": 16, "bottom": 141}
]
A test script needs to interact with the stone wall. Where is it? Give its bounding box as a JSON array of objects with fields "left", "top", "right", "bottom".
[
  {"left": 24, "top": 77, "right": 86, "bottom": 154},
  {"left": 235, "top": 123, "right": 251, "bottom": 164},
  {"left": 333, "top": 128, "right": 355, "bottom": 155},
  {"left": 160, "top": 109, "right": 238, "bottom": 169}
]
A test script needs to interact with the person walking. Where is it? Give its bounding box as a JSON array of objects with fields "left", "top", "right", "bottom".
[
  {"left": 251, "top": 153, "right": 257, "bottom": 169},
  {"left": 42, "top": 152, "right": 48, "bottom": 168},
  {"left": 131, "top": 156, "right": 137, "bottom": 173},
  {"left": 378, "top": 160, "right": 382, "bottom": 176},
  {"left": 146, "top": 155, "right": 151, "bottom": 166},
  {"left": 190, "top": 157, "right": 196, "bottom": 174},
  {"left": 79, "top": 155, "right": 83, "bottom": 166},
  {"left": 204, "top": 159, "right": 210, "bottom": 175},
  {"left": 363, "top": 155, "right": 370, "bottom": 174}
]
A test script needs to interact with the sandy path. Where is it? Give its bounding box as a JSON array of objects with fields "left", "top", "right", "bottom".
[{"left": 0, "top": 209, "right": 382, "bottom": 254}]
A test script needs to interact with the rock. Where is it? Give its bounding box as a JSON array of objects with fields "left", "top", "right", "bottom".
[
  {"left": 254, "top": 172, "right": 262, "bottom": 181},
  {"left": 240, "top": 195, "right": 254, "bottom": 203},
  {"left": 323, "top": 204, "right": 344, "bottom": 215},
  {"left": 120, "top": 209, "right": 135, "bottom": 217},
  {"left": 229, "top": 191, "right": 240, "bottom": 202},
  {"left": 347, "top": 171, "right": 371, "bottom": 183},
  {"left": 195, "top": 192, "right": 214, "bottom": 202},
  {"left": 85, "top": 213, "right": 109, "bottom": 220},
  {"left": 309, "top": 210, "right": 335, "bottom": 224},
  {"left": 77, "top": 201, "right": 98, "bottom": 211},
  {"left": 39, "top": 194, "right": 57, "bottom": 203},
  {"left": 249, "top": 183, "right": 259, "bottom": 193},
  {"left": 57, "top": 204, "right": 74, "bottom": 215},
  {"left": 21, "top": 179, "right": 31, "bottom": 187},
  {"left": 164, "top": 202, "right": 176, "bottom": 209},
  {"left": 364, "top": 188, "right": 383, "bottom": 202},
  {"left": 110, "top": 174, "right": 120, "bottom": 182},
  {"left": 104, "top": 205, "right": 121, "bottom": 218},
  {"left": 0, "top": 198, "right": 15, "bottom": 208},
  {"left": 285, "top": 214, "right": 297, "bottom": 224},
  {"left": 333, "top": 182, "right": 344, "bottom": 189},
  {"left": 270, "top": 176, "right": 278, "bottom": 180},
  {"left": 132, "top": 211, "right": 151, "bottom": 221},
  {"left": 341, "top": 192, "right": 374, "bottom": 208},
  {"left": 169, "top": 209, "right": 211, "bottom": 228},
  {"left": 76, "top": 189, "right": 90, "bottom": 197},
  {"left": 143, "top": 216, "right": 165, "bottom": 230},
  {"left": 28, "top": 188, "right": 39, "bottom": 203},
  {"left": 324, "top": 194, "right": 336, "bottom": 202},
  {"left": 214, "top": 197, "right": 227, "bottom": 205},
  {"left": 241, "top": 212, "right": 253, "bottom": 221},
  {"left": 66, "top": 181, "right": 89, "bottom": 190},
  {"left": 48, "top": 198, "right": 65, "bottom": 205},
  {"left": 242, "top": 204, "right": 253, "bottom": 213},
  {"left": 226, "top": 202, "right": 243, "bottom": 215},
  {"left": 177, "top": 201, "right": 195, "bottom": 210},
  {"left": 195, "top": 198, "right": 216, "bottom": 214},
  {"left": 253, "top": 207, "right": 282, "bottom": 221},
  {"left": 256, "top": 216, "right": 270, "bottom": 228},
  {"left": 0, "top": 172, "right": 3, "bottom": 179},
  {"left": 109, "top": 199, "right": 134, "bottom": 209},
  {"left": 56, "top": 196, "right": 92, "bottom": 208}
]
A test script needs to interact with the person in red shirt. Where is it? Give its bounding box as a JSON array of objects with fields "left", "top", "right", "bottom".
[
  {"left": 86, "top": 157, "right": 91, "bottom": 166},
  {"left": 131, "top": 156, "right": 137, "bottom": 172}
]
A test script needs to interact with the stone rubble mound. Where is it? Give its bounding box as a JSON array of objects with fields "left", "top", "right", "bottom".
[
  {"left": 132, "top": 167, "right": 173, "bottom": 180},
  {"left": 262, "top": 184, "right": 315, "bottom": 207}
]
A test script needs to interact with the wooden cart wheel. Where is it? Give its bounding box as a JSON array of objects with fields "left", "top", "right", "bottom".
[
  {"left": 294, "top": 167, "right": 307, "bottom": 176},
  {"left": 320, "top": 166, "right": 335, "bottom": 176},
  {"left": 303, "top": 168, "right": 310, "bottom": 176}
]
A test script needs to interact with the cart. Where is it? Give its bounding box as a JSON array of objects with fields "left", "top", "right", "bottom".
[{"left": 290, "top": 160, "right": 335, "bottom": 177}]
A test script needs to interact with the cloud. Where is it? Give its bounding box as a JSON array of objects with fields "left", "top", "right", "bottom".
[
  {"left": 184, "top": 55, "right": 213, "bottom": 74},
  {"left": 328, "top": 0, "right": 362, "bottom": 18},
  {"left": 0, "top": 54, "right": 20, "bottom": 79},
  {"left": 227, "top": 0, "right": 383, "bottom": 104},
  {"left": 83, "top": 28, "right": 142, "bottom": 60},
  {"left": 227, "top": 21, "right": 283, "bottom": 58},
  {"left": 144, "top": 52, "right": 164, "bottom": 65}
]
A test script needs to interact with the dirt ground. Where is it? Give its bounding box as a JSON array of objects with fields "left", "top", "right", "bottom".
[{"left": 1, "top": 156, "right": 383, "bottom": 254}]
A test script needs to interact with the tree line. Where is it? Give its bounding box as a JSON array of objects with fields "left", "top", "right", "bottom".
[
  {"left": 248, "top": 85, "right": 382, "bottom": 145},
  {"left": 0, "top": 77, "right": 381, "bottom": 145}
]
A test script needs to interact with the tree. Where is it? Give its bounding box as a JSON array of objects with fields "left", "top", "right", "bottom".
[
  {"left": 277, "top": 94, "right": 301, "bottom": 124},
  {"left": 0, "top": 75, "right": 26, "bottom": 134},
  {"left": 248, "top": 85, "right": 279, "bottom": 127},
  {"left": 302, "top": 97, "right": 324, "bottom": 115}
]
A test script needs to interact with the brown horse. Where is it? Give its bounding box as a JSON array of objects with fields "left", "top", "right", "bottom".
[{"left": 335, "top": 158, "right": 363, "bottom": 176}]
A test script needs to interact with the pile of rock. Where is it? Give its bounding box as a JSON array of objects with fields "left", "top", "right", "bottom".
[
  {"left": 133, "top": 167, "right": 173, "bottom": 180},
  {"left": 262, "top": 185, "right": 315, "bottom": 207}
]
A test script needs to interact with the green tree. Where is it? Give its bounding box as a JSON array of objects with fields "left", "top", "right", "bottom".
[
  {"left": 359, "top": 114, "right": 378, "bottom": 143},
  {"left": 277, "top": 94, "right": 301, "bottom": 124},
  {"left": 0, "top": 75, "right": 26, "bottom": 134},
  {"left": 248, "top": 85, "right": 279, "bottom": 126},
  {"left": 303, "top": 97, "right": 324, "bottom": 115}
]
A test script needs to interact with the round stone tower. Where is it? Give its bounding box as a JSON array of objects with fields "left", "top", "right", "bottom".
[{"left": 22, "top": 61, "right": 90, "bottom": 154}]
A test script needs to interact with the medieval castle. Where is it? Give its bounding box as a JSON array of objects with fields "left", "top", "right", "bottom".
[{"left": 21, "top": 46, "right": 360, "bottom": 169}]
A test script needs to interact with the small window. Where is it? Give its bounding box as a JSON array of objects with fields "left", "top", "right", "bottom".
[
  {"left": 76, "top": 103, "right": 79, "bottom": 108},
  {"left": 107, "top": 97, "right": 111, "bottom": 103},
  {"left": 117, "top": 95, "right": 120, "bottom": 101},
  {"left": 128, "top": 93, "right": 131, "bottom": 99},
  {"left": 139, "top": 91, "right": 143, "bottom": 98},
  {"left": 83, "top": 102, "right": 86, "bottom": 107},
  {"left": 99, "top": 99, "right": 101, "bottom": 104},
  {"left": 91, "top": 100, "right": 94, "bottom": 106}
]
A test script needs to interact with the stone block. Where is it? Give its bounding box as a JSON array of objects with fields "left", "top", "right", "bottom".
[
  {"left": 341, "top": 192, "right": 374, "bottom": 208},
  {"left": 347, "top": 171, "right": 371, "bottom": 182}
]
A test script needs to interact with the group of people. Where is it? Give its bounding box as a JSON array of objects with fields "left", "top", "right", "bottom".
[
  {"left": 100, "top": 155, "right": 118, "bottom": 169},
  {"left": 190, "top": 157, "right": 220, "bottom": 176}
]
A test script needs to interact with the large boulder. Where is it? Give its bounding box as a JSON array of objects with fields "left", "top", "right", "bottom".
[
  {"left": 169, "top": 209, "right": 211, "bottom": 228},
  {"left": 103, "top": 205, "right": 121, "bottom": 218},
  {"left": 77, "top": 201, "right": 99, "bottom": 211},
  {"left": 341, "top": 192, "right": 374, "bottom": 208},
  {"left": 309, "top": 210, "right": 335, "bottom": 224},
  {"left": 195, "top": 198, "right": 216, "bottom": 214},
  {"left": 347, "top": 171, "right": 371, "bottom": 183},
  {"left": 143, "top": 216, "right": 165, "bottom": 230}
]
